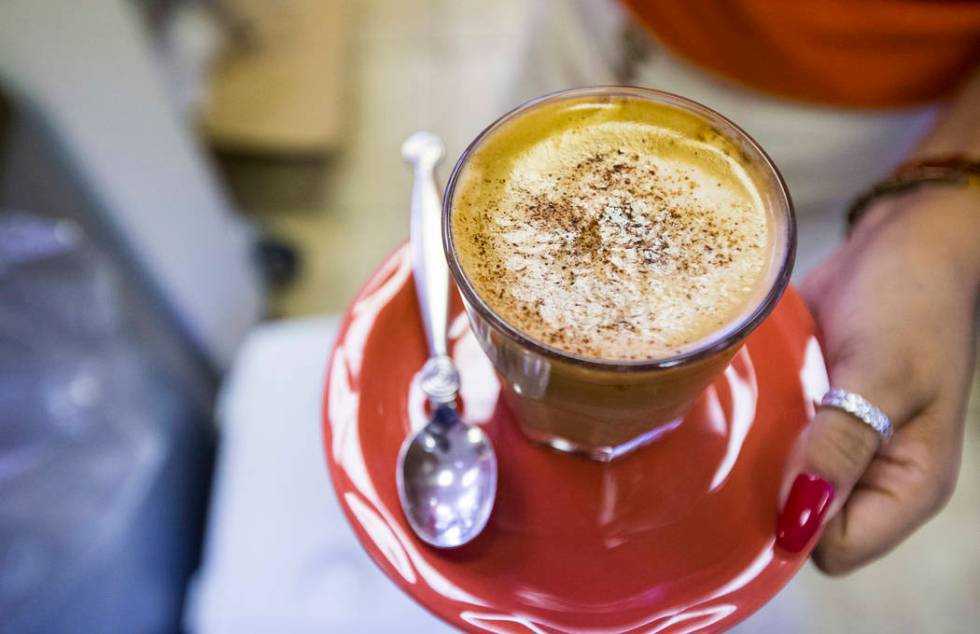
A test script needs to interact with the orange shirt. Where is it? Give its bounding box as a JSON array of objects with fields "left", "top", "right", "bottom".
[{"left": 621, "top": 0, "right": 980, "bottom": 108}]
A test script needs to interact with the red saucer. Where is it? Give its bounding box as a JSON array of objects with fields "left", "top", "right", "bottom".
[{"left": 323, "top": 245, "right": 829, "bottom": 633}]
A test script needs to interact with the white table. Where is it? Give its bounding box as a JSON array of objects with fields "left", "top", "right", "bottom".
[{"left": 184, "top": 316, "right": 453, "bottom": 633}]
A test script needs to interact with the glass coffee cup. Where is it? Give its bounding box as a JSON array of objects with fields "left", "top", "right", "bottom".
[{"left": 443, "top": 87, "right": 795, "bottom": 461}]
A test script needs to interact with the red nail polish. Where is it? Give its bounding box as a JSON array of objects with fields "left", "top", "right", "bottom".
[{"left": 776, "top": 473, "right": 835, "bottom": 553}]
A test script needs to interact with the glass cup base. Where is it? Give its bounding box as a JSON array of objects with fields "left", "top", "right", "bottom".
[{"left": 519, "top": 417, "right": 684, "bottom": 462}]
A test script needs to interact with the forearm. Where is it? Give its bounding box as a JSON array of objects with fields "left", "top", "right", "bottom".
[
  {"left": 912, "top": 61, "right": 980, "bottom": 157},
  {"left": 856, "top": 62, "right": 980, "bottom": 295},
  {"left": 914, "top": 59, "right": 980, "bottom": 293}
]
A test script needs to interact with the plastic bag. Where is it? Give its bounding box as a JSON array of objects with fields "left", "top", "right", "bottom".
[{"left": 0, "top": 212, "right": 165, "bottom": 632}]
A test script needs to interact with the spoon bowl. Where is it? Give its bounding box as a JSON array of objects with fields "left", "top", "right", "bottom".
[{"left": 397, "top": 405, "right": 497, "bottom": 548}]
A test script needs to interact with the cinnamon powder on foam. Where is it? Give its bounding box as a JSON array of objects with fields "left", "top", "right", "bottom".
[{"left": 452, "top": 100, "right": 770, "bottom": 361}]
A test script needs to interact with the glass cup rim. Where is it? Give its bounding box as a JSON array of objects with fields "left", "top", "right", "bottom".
[{"left": 443, "top": 85, "right": 796, "bottom": 372}]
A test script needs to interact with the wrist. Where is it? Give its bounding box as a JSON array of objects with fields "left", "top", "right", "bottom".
[{"left": 846, "top": 155, "right": 980, "bottom": 229}]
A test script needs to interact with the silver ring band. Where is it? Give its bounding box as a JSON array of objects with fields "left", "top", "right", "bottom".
[{"left": 820, "top": 388, "right": 893, "bottom": 443}]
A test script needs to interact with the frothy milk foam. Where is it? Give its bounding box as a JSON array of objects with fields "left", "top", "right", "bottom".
[{"left": 451, "top": 97, "right": 772, "bottom": 361}]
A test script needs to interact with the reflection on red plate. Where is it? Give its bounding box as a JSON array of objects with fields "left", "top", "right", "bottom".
[{"left": 323, "top": 245, "right": 829, "bottom": 633}]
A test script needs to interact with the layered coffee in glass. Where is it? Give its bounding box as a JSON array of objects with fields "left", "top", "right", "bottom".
[{"left": 444, "top": 87, "right": 795, "bottom": 461}]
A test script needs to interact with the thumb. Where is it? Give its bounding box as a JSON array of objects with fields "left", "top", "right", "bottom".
[{"left": 775, "top": 382, "right": 892, "bottom": 554}]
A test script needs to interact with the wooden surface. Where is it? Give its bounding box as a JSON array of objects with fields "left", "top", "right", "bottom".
[{"left": 200, "top": 0, "right": 350, "bottom": 154}]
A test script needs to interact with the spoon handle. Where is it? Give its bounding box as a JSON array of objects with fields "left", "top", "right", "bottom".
[
  {"left": 408, "top": 135, "right": 449, "bottom": 359},
  {"left": 405, "top": 133, "right": 460, "bottom": 405}
]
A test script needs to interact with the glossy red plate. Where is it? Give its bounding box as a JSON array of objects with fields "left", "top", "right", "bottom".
[{"left": 323, "top": 245, "right": 830, "bottom": 633}]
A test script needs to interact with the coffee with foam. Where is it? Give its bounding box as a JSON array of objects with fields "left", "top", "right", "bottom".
[{"left": 451, "top": 96, "right": 771, "bottom": 361}]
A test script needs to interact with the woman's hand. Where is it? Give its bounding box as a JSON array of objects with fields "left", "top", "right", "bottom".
[{"left": 776, "top": 185, "right": 980, "bottom": 574}]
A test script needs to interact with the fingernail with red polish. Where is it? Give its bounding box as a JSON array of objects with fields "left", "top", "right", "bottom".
[{"left": 776, "top": 473, "right": 835, "bottom": 553}]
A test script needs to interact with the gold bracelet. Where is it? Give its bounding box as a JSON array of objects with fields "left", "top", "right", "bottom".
[{"left": 847, "top": 156, "right": 980, "bottom": 230}]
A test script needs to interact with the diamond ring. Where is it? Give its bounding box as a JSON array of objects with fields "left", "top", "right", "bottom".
[{"left": 820, "top": 387, "right": 893, "bottom": 444}]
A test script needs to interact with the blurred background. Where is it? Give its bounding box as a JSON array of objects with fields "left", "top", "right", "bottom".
[{"left": 0, "top": 1, "right": 976, "bottom": 633}]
